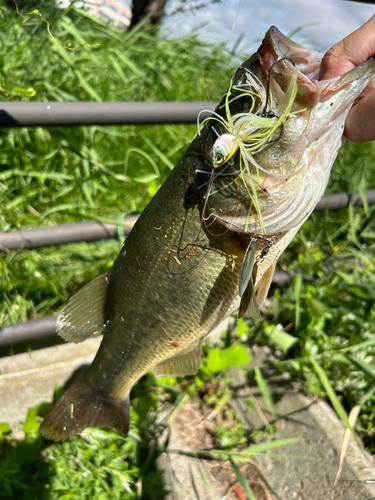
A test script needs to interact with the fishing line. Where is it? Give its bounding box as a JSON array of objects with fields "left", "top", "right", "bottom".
[
  {"left": 201, "top": 0, "right": 243, "bottom": 103},
  {"left": 261, "top": 56, "right": 297, "bottom": 117}
]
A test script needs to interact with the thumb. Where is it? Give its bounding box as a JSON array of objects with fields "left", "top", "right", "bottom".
[{"left": 319, "top": 15, "right": 375, "bottom": 81}]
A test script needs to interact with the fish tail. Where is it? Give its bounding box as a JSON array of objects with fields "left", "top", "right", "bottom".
[{"left": 39, "top": 379, "right": 130, "bottom": 441}]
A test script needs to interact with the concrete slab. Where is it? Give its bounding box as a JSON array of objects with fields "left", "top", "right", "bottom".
[
  {"left": 157, "top": 429, "right": 225, "bottom": 500},
  {"left": 229, "top": 347, "right": 375, "bottom": 500},
  {"left": 0, "top": 337, "right": 101, "bottom": 428}
]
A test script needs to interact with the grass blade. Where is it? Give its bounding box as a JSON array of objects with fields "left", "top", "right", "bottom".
[
  {"left": 230, "top": 459, "right": 257, "bottom": 500},
  {"left": 263, "top": 324, "right": 297, "bottom": 354},
  {"left": 254, "top": 367, "right": 276, "bottom": 418},
  {"left": 334, "top": 405, "right": 361, "bottom": 485},
  {"left": 240, "top": 437, "right": 299, "bottom": 456},
  {"left": 75, "top": 70, "right": 102, "bottom": 102},
  {"left": 140, "top": 133, "right": 175, "bottom": 171},
  {"left": 294, "top": 273, "right": 302, "bottom": 330},
  {"left": 112, "top": 50, "right": 147, "bottom": 80},
  {"left": 346, "top": 354, "right": 375, "bottom": 380},
  {"left": 125, "top": 147, "right": 160, "bottom": 183},
  {"left": 109, "top": 55, "right": 128, "bottom": 85},
  {"left": 0, "top": 170, "right": 74, "bottom": 181},
  {"left": 310, "top": 358, "right": 354, "bottom": 438}
]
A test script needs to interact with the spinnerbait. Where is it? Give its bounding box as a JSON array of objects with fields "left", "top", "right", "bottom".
[
  {"left": 197, "top": 57, "right": 302, "bottom": 233},
  {"left": 238, "top": 233, "right": 278, "bottom": 319}
]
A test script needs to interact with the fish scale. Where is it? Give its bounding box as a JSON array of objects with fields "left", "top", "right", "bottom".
[
  {"left": 39, "top": 26, "right": 375, "bottom": 441},
  {"left": 82, "top": 151, "right": 248, "bottom": 399}
]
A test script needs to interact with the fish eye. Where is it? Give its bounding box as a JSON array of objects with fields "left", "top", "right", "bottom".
[{"left": 258, "top": 109, "right": 278, "bottom": 119}]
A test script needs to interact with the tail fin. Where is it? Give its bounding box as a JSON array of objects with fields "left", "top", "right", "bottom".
[{"left": 39, "top": 380, "right": 130, "bottom": 441}]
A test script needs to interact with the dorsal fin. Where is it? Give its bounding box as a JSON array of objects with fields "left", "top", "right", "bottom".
[
  {"left": 56, "top": 269, "right": 111, "bottom": 343},
  {"left": 155, "top": 342, "right": 202, "bottom": 377},
  {"left": 256, "top": 261, "right": 277, "bottom": 307}
]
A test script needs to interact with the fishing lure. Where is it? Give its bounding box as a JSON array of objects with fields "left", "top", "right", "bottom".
[
  {"left": 197, "top": 58, "right": 301, "bottom": 234},
  {"left": 238, "top": 233, "right": 278, "bottom": 318},
  {"left": 196, "top": 59, "right": 299, "bottom": 317}
]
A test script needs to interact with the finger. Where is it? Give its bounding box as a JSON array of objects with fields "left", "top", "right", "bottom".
[
  {"left": 319, "top": 15, "right": 375, "bottom": 80},
  {"left": 345, "top": 88, "right": 375, "bottom": 143}
]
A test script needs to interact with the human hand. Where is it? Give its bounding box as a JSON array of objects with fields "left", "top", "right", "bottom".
[{"left": 319, "top": 15, "right": 375, "bottom": 143}]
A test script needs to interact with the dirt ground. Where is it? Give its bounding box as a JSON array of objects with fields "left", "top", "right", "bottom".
[{"left": 172, "top": 398, "right": 273, "bottom": 500}]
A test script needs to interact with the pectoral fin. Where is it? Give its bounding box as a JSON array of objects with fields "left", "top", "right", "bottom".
[
  {"left": 155, "top": 342, "right": 202, "bottom": 377},
  {"left": 56, "top": 269, "right": 111, "bottom": 343},
  {"left": 256, "top": 261, "right": 276, "bottom": 307}
]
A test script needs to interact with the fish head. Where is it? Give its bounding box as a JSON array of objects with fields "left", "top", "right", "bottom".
[{"left": 206, "top": 26, "right": 375, "bottom": 234}]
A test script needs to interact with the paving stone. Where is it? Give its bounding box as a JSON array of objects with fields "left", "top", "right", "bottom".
[
  {"left": 0, "top": 337, "right": 101, "bottom": 428},
  {"left": 229, "top": 347, "right": 375, "bottom": 500}
]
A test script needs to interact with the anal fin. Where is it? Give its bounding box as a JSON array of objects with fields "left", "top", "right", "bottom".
[
  {"left": 155, "top": 342, "right": 202, "bottom": 377},
  {"left": 56, "top": 269, "right": 111, "bottom": 343}
]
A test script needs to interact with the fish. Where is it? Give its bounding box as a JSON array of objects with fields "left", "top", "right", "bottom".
[{"left": 39, "top": 26, "right": 375, "bottom": 441}]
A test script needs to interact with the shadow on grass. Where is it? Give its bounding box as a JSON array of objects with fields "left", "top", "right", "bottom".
[{"left": 0, "top": 435, "right": 54, "bottom": 500}]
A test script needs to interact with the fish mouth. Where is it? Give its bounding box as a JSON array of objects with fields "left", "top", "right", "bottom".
[
  {"left": 258, "top": 26, "right": 375, "bottom": 109},
  {"left": 258, "top": 26, "right": 323, "bottom": 108},
  {"left": 259, "top": 26, "right": 322, "bottom": 80}
]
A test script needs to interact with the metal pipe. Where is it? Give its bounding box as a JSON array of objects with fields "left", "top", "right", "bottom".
[
  {"left": 0, "top": 217, "right": 139, "bottom": 251},
  {"left": 0, "top": 102, "right": 217, "bottom": 127},
  {"left": 0, "top": 317, "right": 59, "bottom": 347},
  {"left": 314, "top": 190, "right": 375, "bottom": 211},
  {"left": 1, "top": 191, "right": 375, "bottom": 252}
]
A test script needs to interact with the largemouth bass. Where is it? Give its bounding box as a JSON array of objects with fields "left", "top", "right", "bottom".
[{"left": 39, "top": 27, "right": 375, "bottom": 440}]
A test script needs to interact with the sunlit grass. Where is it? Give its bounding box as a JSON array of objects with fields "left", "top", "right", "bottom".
[{"left": 0, "top": 0, "right": 239, "bottom": 325}]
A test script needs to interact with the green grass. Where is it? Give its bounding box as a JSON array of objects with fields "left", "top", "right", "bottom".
[
  {"left": 1, "top": 0, "right": 375, "bottom": 496},
  {"left": 0, "top": 0, "right": 239, "bottom": 328},
  {"left": 0, "top": 381, "right": 168, "bottom": 499}
]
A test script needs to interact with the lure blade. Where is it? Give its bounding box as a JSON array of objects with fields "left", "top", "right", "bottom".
[
  {"left": 239, "top": 241, "right": 256, "bottom": 297},
  {"left": 246, "top": 279, "right": 262, "bottom": 320},
  {"left": 238, "top": 261, "right": 261, "bottom": 320}
]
